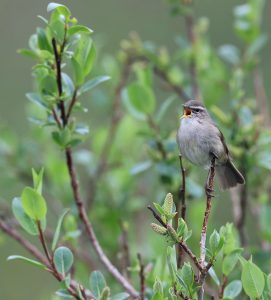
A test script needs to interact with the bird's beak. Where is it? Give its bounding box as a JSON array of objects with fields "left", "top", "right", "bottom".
[{"left": 180, "top": 107, "right": 192, "bottom": 119}]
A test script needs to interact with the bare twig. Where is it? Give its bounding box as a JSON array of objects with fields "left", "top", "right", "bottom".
[
  {"left": 137, "top": 253, "right": 145, "bottom": 300},
  {"left": 37, "top": 220, "right": 51, "bottom": 262},
  {"left": 177, "top": 155, "right": 186, "bottom": 268},
  {"left": 198, "top": 157, "right": 216, "bottom": 300}
]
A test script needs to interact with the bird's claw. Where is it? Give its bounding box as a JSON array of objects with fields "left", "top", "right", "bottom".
[{"left": 205, "top": 186, "right": 215, "bottom": 198}]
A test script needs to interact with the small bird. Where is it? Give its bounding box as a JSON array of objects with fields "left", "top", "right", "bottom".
[{"left": 177, "top": 100, "right": 245, "bottom": 189}]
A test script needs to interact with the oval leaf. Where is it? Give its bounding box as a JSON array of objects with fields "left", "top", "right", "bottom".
[
  {"left": 12, "top": 197, "right": 38, "bottom": 235},
  {"left": 89, "top": 270, "right": 106, "bottom": 298},
  {"left": 77, "top": 76, "right": 111, "bottom": 96},
  {"left": 224, "top": 280, "right": 242, "bottom": 299},
  {"left": 53, "top": 246, "right": 74, "bottom": 275},
  {"left": 241, "top": 260, "right": 265, "bottom": 298},
  {"left": 21, "top": 187, "right": 47, "bottom": 220}
]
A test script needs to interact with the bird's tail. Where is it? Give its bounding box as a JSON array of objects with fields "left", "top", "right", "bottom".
[{"left": 216, "top": 160, "right": 245, "bottom": 190}]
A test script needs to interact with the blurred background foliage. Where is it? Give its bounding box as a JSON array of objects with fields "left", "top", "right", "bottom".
[{"left": 0, "top": 0, "right": 271, "bottom": 299}]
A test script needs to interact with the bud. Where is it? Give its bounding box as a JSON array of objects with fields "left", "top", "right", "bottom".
[
  {"left": 163, "top": 193, "right": 174, "bottom": 215},
  {"left": 100, "top": 287, "right": 110, "bottom": 300},
  {"left": 151, "top": 223, "right": 167, "bottom": 235},
  {"left": 167, "top": 224, "right": 179, "bottom": 243}
]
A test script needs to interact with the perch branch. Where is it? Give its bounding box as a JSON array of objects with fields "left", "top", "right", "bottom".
[
  {"left": 137, "top": 253, "right": 145, "bottom": 300},
  {"left": 198, "top": 157, "right": 216, "bottom": 300},
  {"left": 177, "top": 154, "right": 186, "bottom": 268}
]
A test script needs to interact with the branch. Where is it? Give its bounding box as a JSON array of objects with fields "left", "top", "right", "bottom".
[
  {"left": 65, "top": 148, "right": 139, "bottom": 298},
  {"left": 0, "top": 220, "right": 94, "bottom": 299},
  {"left": 50, "top": 35, "right": 138, "bottom": 298},
  {"left": 52, "top": 38, "right": 66, "bottom": 127},
  {"left": 147, "top": 205, "right": 203, "bottom": 273},
  {"left": 137, "top": 253, "right": 145, "bottom": 300},
  {"left": 198, "top": 157, "right": 216, "bottom": 300}
]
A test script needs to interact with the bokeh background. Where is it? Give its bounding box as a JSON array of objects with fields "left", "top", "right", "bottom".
[{"left": 0, "top": 1, "right": 270, "bottom": 299}]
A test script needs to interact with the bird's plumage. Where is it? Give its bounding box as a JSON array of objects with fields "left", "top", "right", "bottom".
[{"left": 177, "top": 100, "right": 245, "bottom": 189}]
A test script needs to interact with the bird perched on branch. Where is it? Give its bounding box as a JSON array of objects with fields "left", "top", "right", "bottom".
[{"left": 177, "top": 100, "right": 245, "bottom": 189}]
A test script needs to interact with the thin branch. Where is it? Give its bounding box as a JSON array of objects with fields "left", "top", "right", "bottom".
[
  {"left": 198, "top": 157, "right": 216, "bottom": 300},
  {"left": 137, "top": 253, "right": 145, "bottom": 300},
  {"left": 0, "top": 220, "right": 93, "bottom": 300},
  {"left": 219, "top": 274, "right": 228, "bottom": 299},
  {"left": 147, "top": 205, "right": 203, "bottom": 273},
  {"left": 37, "top": 220, "right": 51, "bottom": 263},
  {"left": 66, "top": 89, "right": 78, "bottom": 121},
  {"left": 178, "top": 155, "right": 186, "bottom": 220},
  {"left": 51, "top": 35, "right": 138, "bottom": 298},
  {"left": 65, "top": 148, "right": 139, "bottom": 298},
  {"left": 52, "top": 38, "right": 66, "bottom": 126}
]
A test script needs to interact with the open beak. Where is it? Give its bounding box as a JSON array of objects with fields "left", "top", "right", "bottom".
[{"left": 180, "top": 107, "right": 192, "bottom": 119}]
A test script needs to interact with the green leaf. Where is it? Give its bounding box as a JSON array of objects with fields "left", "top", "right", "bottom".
[
  {"left": 153, "top": 203, "right": 165, "bottom": 216},
  {"left": 68, "top": 25, "right": 93, "bottom": 36},
  {"left": 17, "top": 49, "right": 39, "bottom": 59},
  {"left": 12, "top": 197, "right": 38, "bottom": 235},
  {"left": 26, "top": 93, "right": 49, "bottom": 110},
  {"left": 55, "top": 289, "right": 73, "bottom": 298},
  {"left": 53, "top": 247, "right": 74, "bottom": 275},
  {"left": 222, "top": 249, "right": 242, "bottom": 276},
  {"left": 37, "top": 27, "right": 52, "bottom": 52},
  {"left": 166, "top": 246, "right": 177, "bottom": 283},
  {"left": 32, "top": 168, "right": 44, "bottom": 195},
  {"left": 21, "top": 187, "right": 47, "bottom": 220},
  {"left": 241, "top": 260, "right": 265, "bottom": 298},
  {"left": 110, "top": 293, "right": 129, "bottom": 300},
  {"left": 218, "top": 45, "right": 240, "bottom": 65},
  {"left": 47, "top": 3, "right": 71, "bottom": 17},
  {"left": 77, "top": 76, "right": 111, "bottom": 96},
  {"left": 125, "top": 82, "right": 156, "bottom": 115},
  {"left": 224, "top": 280, "right": 242, "bottom": 299},
  {"left": 52, "top": 209, "right": 70, "bottom": 250},
  {"left": 208, "top": 267, "right": 220, "bottom": 286},
  {"left": 7, "top": 255, "right": 46, "bottom": 269},
  {"left": 89, "top": 270, "right": 106, "bottom": 298},
  {"left": 71, "top": 57, "right": 84, "bottom": 86},
  {"left": 209, "top": 230, "right": 224, "bottom": 256},
  {"left": 178, "top": 262, "right": 194, "bottom": 288}
]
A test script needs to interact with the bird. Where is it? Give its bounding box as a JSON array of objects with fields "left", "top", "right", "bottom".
[{"left": 176, "top": 100, "right": 245, "bottom": 190}]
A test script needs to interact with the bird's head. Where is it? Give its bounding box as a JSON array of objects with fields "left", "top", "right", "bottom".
[{"left": 180, "top": 100, "right": 208, "bottom": 120}]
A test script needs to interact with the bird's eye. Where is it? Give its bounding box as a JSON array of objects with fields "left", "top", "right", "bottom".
[{"left": 193, "top": 109, "right": 200, "bottom": 113}]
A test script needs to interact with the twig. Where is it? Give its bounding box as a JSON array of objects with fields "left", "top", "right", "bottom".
[
  {"left": 147, "top": 205, "right": 203, "bottom": 273},
  {"left": 65, "top": 148, "right": 139, "bottom": 298},
  {"left": 51, "top": 34, "right": 139, "bottom": 298},
  {"left": 177, "top": 155, "right": 186, "bottom": 268},
  {"left": 219, "top": 274, "right": 228, "bottom": 299},
  {"left": 52, "top": 38, "right": 66, "bottom": 126},
  {"left": 0, "top": 220, "right": 93, "bottom": 300},
  {"left": 37, "top": 220, "right": 51, "bottom": 262},
  {"left": 198, "top": 157, "right": 216, "bottom": 300},
  {"left": 137, "top": 253, "right": 145, "bottom": 300},
  {"left": 66, "top": 89, "right": 78, "bottom": 121}
]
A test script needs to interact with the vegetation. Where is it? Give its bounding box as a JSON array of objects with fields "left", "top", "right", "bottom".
[{"left": 0, "top": 1, "right": 271, "bottom": 299}]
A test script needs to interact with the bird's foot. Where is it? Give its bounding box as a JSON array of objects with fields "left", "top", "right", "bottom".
[{"left": 205, "top": 186, "right": 215, "bottom": 198}]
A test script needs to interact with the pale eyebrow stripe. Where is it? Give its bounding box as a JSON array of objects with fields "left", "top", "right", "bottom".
[{"left": 189, "top": 106, "right": 204, "bottom": 111}]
